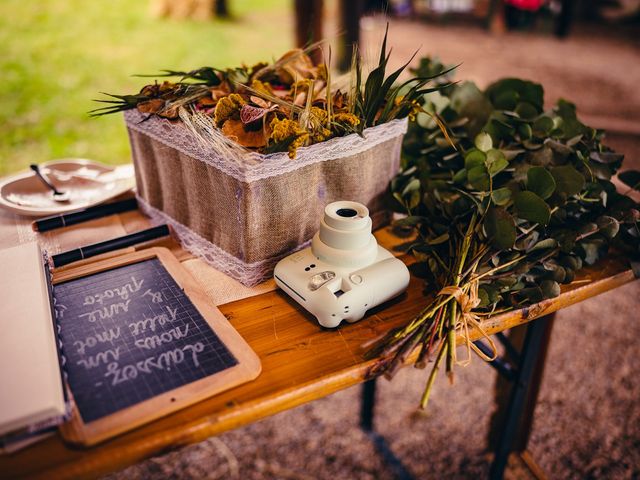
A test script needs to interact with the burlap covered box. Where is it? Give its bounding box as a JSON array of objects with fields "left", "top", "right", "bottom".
[{"left": 125, "top": 109, "right": 407, "bottom": 286}]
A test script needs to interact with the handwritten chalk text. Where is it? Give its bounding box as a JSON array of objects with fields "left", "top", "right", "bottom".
[{"left": 105, "top": 343, "right": 205, "bottom": 386}]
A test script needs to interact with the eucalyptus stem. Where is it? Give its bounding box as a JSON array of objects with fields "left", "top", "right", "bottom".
[
  {"left": 446, "top": 302, "right": 457, "bottom": 383},
  {"left": 420, "top": 339, "right": 447, "bottom": 409}
]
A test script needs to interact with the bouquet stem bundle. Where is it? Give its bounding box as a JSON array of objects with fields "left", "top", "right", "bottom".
[{"left": 367, "top": 58, "right": 640, "bottom": 409}]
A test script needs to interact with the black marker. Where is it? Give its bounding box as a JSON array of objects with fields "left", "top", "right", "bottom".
[
  {"left": 32, "top": 198, "right": 138, "bottom": 232},
  {"left": 51, "top": 224, "right": 171, "bottom": 268}
]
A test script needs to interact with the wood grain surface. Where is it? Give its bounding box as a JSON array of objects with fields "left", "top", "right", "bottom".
[{"left": 0, "top": 212, "right": 636, "bottom": 480}]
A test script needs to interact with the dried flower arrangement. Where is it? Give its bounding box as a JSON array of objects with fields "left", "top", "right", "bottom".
[
  {"left": 92, "top": 31, "right": 451, "bottom": 159},
  {"left": 367, "top": 57, "right": 640, "bottom": 409}
]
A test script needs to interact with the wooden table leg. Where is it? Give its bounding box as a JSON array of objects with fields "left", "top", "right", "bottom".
[
  {"left": 359, "top": 377, "right": 414, "bottom": 479},
  {"left": 360, "top": 378, "right": 377, "bottom": 431},
  {"left": 488, "top": 314, "right": 556, "bottom": 479}
]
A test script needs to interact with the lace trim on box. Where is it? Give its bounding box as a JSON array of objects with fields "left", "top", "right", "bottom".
[
  {"left": 137, "top": 196, "right": 311, "bottom": 287},
  {"left": 124, "top": 110, "right": 407, "bottom": 183}
]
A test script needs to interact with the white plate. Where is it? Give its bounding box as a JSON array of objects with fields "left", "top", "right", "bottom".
[{"left": 0, "top": 159, "right": 135, "bottom": 217}]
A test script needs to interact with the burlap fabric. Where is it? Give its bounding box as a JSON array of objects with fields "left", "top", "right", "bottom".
[{"left": 125, "top": 110, "right": 407, "bottom": 286}]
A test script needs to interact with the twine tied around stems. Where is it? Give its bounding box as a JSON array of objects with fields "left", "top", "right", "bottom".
[{"left": 438, "top": 281, "right": 498, "bottom": 366}]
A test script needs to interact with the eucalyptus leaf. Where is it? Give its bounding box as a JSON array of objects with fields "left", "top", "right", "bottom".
[
  {"left": 491, "top": 187, "right": 512, "bottom": 206},
  {"left": 486, "top": 149, "right": 509, "bottom": 177},
  {"left": 516, "top": 286, "right": 544, "bottom": 303},
  {"left": 475, "top": 132, "right": 493, "bottom": 152},
  {"left": 518, "top": 123, "right": 532, "bottom": 140},
  {"left": 402, "top": 178, "right": 421, "bottom": 197},
  {"left": 428, "top": 232, "right": 450, "bottom": 245},
  {"left": 485, "top": 78, "right": 544, "bottom": 110},
  {"left": 478, "top": 287, "right": 490, "bottom": 307},
  {"left": 533, "top": 116, "right": 554, "bottom": 136},
  {"left": 408, "top": 189, "right": 421, "bottom": 209},
  {"left": 553, "top": 230, "right": 578, "bottom": 253},
  {"left": 551, "top": 266, "right": 567, "bottom": 283},
  {"left": 514, "top": 191, "right": 551, "bottom": 225},
  {"left": 503, "top": 149, "right": 526, "bottom": 161},
  {"left": 484, "top": 207, "right": 516, "bottom": 249},
  {"left": 564, "top": 268, "right": 575, "bottom": 283},
  {"left": 578, "top": 222, "right": 598, "bottom": 237},
  {"left": 566, "top": 134, "right": 583, "bottom": 147},
  {"left": 590, "top": 151, "right": 624, "bottom": 165},
  {"left": 544, "top": 138, "right": 572, "bottom": 157},
  {"left": 523, "top": 139, "right": 543, "bottom": 150},
  {"left": 468, "top": 165, "right": 490, "bottom": 190},
  {"left": 449, "top": 81, "right": 493, "bottom": 136},
  {"left": 528, "top": 146, "right": 553, "bottom": 166},
  {"left": 529, "top": 238, "right": 558, "bottom": 252},
  {"left": 465, "top": 149, "right": 486, "bottom": 169},
  {"left": 551, "top": 165, "right": 585, "bottom": 197},
  {"left": 515, "top": 102, "right": 538, "bottom": 119},
  {"left": 526, "top": 166, "right": 556, "bottom": 199},
  {"left": 485, "top": 116, "right": 516, "bottom": 142},
  {"left": 541, "top": 280, "right": 561, "bottom": 299},
  {"left": 596, "top": 215, "right": 620, "bottom": 239},
  {"left": 580, "top": 242, "right": 600, "bottom": 265},
  {"left": 453, "top": 168, "right": 467, "bottom": 184}
]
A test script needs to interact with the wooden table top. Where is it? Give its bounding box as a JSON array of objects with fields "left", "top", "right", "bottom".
[{"left": 0, "top": 207, "right": 636, "bottom": 480}]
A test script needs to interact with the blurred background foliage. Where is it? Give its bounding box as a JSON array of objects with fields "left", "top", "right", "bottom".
[{"left": 0, "top": 0, "right": 291, "bottom": 175}]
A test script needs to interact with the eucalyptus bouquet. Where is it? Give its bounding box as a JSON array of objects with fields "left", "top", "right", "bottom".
[{"left": 368, "top": 58, "right": 640, "bottom": 408}]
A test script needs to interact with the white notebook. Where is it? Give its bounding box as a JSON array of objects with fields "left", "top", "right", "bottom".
[{"left": 0, "top": 242, "right": 66, "bottom": 437}]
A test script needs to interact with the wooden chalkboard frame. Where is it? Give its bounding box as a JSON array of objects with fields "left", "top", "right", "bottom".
[{"left": 52, "top": 247, "right": 261, "bottom": 446}]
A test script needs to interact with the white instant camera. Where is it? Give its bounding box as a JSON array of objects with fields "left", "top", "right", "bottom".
[{"left": 274, "top": 201, "right": 410, "bottom": 328}]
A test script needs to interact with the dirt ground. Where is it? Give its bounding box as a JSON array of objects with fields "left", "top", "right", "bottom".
[{"left": 106, "top": 17, "right": 640, "bottom": 480}]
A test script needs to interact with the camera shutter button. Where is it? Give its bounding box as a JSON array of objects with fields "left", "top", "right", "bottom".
[
  {"left": 308, "top": 271, "right": 336, "bottom": 291},
  {"left": 349, "top": 274, "right": 363, "bottom": 285}
]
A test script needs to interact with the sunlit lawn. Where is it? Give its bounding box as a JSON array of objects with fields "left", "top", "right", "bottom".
[{"left": 0, "top": 0, "right": 292, "bottom": 175}]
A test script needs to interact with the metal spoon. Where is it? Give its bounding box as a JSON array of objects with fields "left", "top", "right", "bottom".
[{"left": 30, "top": 164, "right": 71, "bottom": 202}]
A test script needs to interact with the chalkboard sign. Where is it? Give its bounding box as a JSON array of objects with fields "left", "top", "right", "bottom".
[{"left": 51, "top": 248, "right": 261, "bottom": 445}]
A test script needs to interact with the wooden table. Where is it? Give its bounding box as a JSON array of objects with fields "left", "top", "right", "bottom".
[{"left": 0, "top": 206, "right": 636, "bottom": 479}]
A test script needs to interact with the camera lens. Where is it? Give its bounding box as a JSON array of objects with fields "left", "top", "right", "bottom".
[{"left": 336, "top": 208, "right": 358, "bottom": 218}]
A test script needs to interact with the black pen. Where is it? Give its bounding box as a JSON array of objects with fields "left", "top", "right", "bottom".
[
  {"left": 51, "top": 224, "right": 171, "bottom": 268},
  {"left": 32, "top": 198, "right": 139, "bottom": 233}
]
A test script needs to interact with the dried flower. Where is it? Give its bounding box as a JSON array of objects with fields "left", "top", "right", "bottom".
[
  {"left": 222, "top": 119, "right": 270, "bottom": 148},
  {"left": 288, "top": 133, "right": 310, "bottom": 158},
  {"left": 93, "top": 27, "right": 452, "bottom": 155},
  {"left": 214, "top": 93, "right": 245, "bottom": 127},
  {"left": 250, "top": 80, "right": 273, "bottom": 96},
  {"left": 269, "top": 117, "right": 308, "bottom": 158},
  {"left": 334, "top": 112, "right": 360, "bottom": 129},
  {"left": 137, "top": 99, "right": 165, "bottom": 114}
]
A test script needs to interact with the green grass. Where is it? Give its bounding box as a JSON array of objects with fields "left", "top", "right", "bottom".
[{"left": 0, "top": 0, "right": 291, "bottom": 175}]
